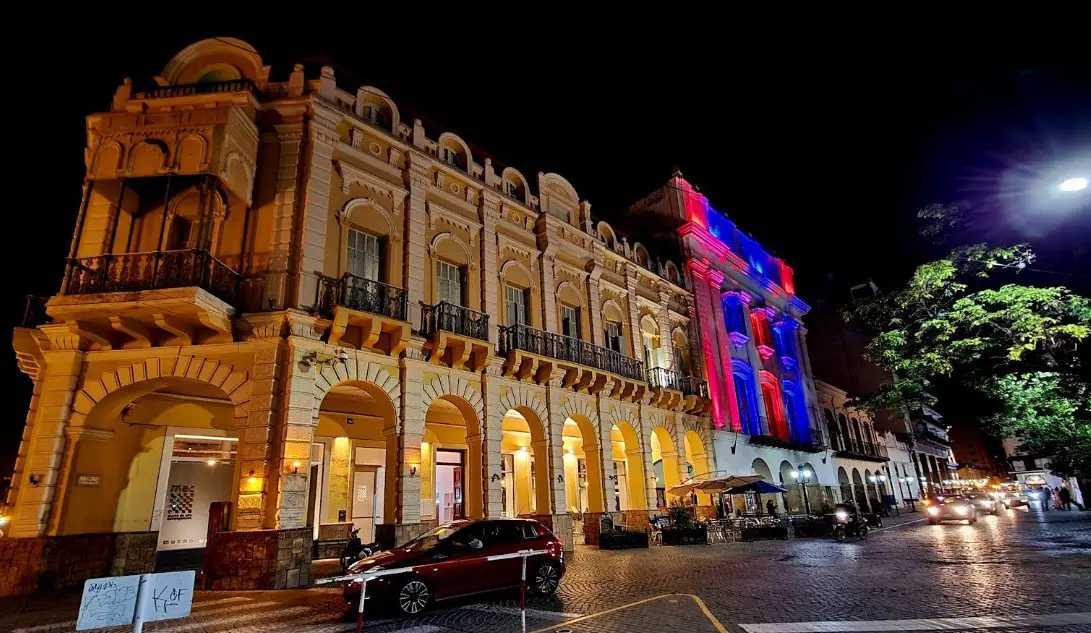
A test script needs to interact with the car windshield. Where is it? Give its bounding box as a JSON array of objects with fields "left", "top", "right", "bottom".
[{"left": 401, "top": 522, "right": 468, "bottom": 552}]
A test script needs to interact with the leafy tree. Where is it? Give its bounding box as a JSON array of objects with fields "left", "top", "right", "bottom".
[{"left": 847, "top": 204, "right": 1091, "bottom": 476}]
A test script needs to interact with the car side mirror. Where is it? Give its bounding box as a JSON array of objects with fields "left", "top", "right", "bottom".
[{"left": 468, "top": 538, "right": 483, "bottom": 551}]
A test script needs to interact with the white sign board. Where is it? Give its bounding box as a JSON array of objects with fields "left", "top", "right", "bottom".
[
  {"left": 76, "top": 571, "right": 195, "bottom": 631},
  {"left": 142, "top": 570, "right": 195, "bottom": 622},
  {"left": 76, "top": 575, "right": 140, "bottom": 631}
]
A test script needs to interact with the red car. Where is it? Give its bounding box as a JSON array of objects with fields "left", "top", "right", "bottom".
[{"left": 342, "top": 518, "right": 565, "bottom": 615}]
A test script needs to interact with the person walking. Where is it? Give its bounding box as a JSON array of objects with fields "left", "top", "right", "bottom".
[
  {"left": 1039, "top": 487, "right": 1050, "bottom": 511},
  {"left": 1059, "top": 485, "right": 1072, "bottom": 511},
  {"left": 766, "top": 498, "right": 777, "bottom": 516}
]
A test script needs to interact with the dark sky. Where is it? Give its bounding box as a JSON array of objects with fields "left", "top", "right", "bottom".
[{"left": 2, "top": 23, "right": 1089, "bottom": 473}]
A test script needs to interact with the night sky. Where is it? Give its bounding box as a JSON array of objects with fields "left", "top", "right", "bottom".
[{"left": 2, "top": 23, "right": 1088, "bottom": 474}]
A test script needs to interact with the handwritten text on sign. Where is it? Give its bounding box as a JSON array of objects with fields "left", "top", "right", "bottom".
[
  {"left": 76, "top": 571, "right": 195, "bottom": 631},
  {"left": 77, "top": 575, "right": 140, "bottom": 631}
]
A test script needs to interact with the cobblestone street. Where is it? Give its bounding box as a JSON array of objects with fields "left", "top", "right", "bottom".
[{"left": 3, "top": 508, "right": 1089, "bottom": 633}]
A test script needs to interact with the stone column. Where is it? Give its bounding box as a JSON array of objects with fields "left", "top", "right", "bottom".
[
  {"left": 793, "top": 320, "right": 823, "bottom": 442},
  {"left": 398, "top": 355, "right": 426, "bottom": 529},
  {"left": 238, "top": 339, "right": 279, "bottom": 531},
  {"left": 264, "top": 124, "right": 303, "bottom": 310},
  {"left": 655, "top": 285, "right": 675, "bottom": 370},
  {"left": 294, "top": 111, "right": 339, "bottom": 310},
  {"left": 271, "top": 341, "right": 319, "bottom": 529},
  {"left": 588, "top": 262, "right": 605, "bottom": 347},
  {"left": 10, "top": 340, "right": 84, "bottom": 538},
  {"left": 705, "top": 268, "right": 741, "bottom": 431},
  {"left": 404, "top": 156, "right": 431, "bottom": 331},
  {"left": 624, "top": 270, "right": 645, "bottom": 364},
  {"left": 636, "top": 411, "right": 656, "bottom": 511},
  {"left": 686, "top": 263, "right": 730, "bottom": 431},
  {"left": 741, "top": 302, "right": 770, "bottom": 427},
  {"left": 4, "top": 376, "right": 42, "bottom": 512},
  {"left": 480, "top": 194, "right": 501, "bottom": 344},
  {"left": 481, "top": 371, "right": 505, "bottom": 519},
  {"left": 540, "top": 248, "right": 558, "bottom": 333}
]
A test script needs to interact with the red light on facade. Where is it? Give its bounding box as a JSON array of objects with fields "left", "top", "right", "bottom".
[{"left": 779, "top": 260, "right": 795, "bottom": 295}]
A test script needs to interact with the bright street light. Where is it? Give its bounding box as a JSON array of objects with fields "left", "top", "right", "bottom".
[{"left": 1060, "top": 177, "right": 1088, "bottom": 192}]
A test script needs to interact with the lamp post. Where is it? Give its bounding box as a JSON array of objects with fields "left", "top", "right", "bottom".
[{"left": 791, "top": 468, "right": 813, "bottom": 514}]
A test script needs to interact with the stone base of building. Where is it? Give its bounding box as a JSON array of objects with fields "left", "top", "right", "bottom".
[
  {"left": 203, "top": 528, "right": 312, "bottom": 590},
  {"left": 0, "top": 531, "right": 157, "bottom": 597},
  {"left": 547, "top": 514, "right": 574, "bottom": 552},
  {"left": 312, "top": 523, "right": 353, "bottom": 560},
  {"left": 581, "top": 510, "right": 651, "bottom": 547},
  {"left": 376, "top": 521, "right": 437, "bottom": 549}
]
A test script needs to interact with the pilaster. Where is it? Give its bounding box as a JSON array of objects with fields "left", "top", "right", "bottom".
[
  {"left": 481, "top": 370, "right": 505, "bottom": 518},
  {"left": 238, "top": 339, "right": 279, "bottom": 530},
  {"left": 265, "top": 123, "right": 304, "bottom": 309},
  {"left": 480, "top": 194, "right": 501, "bottom": 344},
  {"left": 404, "top": 155, "right": 430, "bottom": 331},
  {"left": 295, "top": 111, "right": 338, "bottom": 310},
  {"left": 540, "top": 248, "right": 558, "bottom": 333},
  {"left": 398, "top": 354, "right": 426, "bottom": 524}
]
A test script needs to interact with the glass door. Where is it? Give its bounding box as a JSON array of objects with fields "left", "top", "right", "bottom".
[
  {"left": 436, "top": 450, "right": 465, "bottom": 523},
  {"left": 352, "top": 465, "right": 378, "bottom": 543}
]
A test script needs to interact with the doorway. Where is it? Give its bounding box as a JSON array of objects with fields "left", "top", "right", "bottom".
[
  {"left": 435, "top": 449, "right": 465, "bottom": 523},
  {"left": 352, "top": 465, "right": 380, "bottom": 542},
  {"left": 153, "top": 433, "right": 237, "bottom": 571}
]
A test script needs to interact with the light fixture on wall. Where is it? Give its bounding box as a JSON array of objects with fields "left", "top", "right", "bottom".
[
  {"left": 28, "top": 473, "right": 42, "bottom": 486},
  {"left": 291, "top": 461, "right": 302, "bottom": 474},
  {"left": 207, "top": 459, "right": 217, "bottom": 466},
  {"left": 247, "top": 470, "right": 259, "bottom": 485},
  {"left": 557, "top": 473, "right": 564, "bottom": 483},
  {"left": 409, "top": 465, "right": 418, "bottom": 477}
]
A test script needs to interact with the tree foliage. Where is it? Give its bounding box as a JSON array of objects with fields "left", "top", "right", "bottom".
[{"left": 847, "top": 204, "right": 1091, "bottom": 476}]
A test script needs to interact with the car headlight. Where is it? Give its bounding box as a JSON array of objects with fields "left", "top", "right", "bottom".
[
  {"left": 835, "top": 510, "right": 848, "bottom": 521},
  {"left": 955, "top": 506, "right": 968, "bottom": 516},
  {"left": 927, "top": 507, "right": 939, "bottom": 516}
]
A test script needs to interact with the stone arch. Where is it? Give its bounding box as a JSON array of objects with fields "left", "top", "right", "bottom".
[
  {"left": 664, "top": 260, "right": 682, "bottom": 286},
  {"left": 92, "top": 141, "right": 123, "bottom": 179},
  {"left": 498, "top": 386, "right": 548, "bottom": 425},
  {"left": 560, "top": 397, "right": 599, "bottom": 432},
  {"left": 128, "top": 139, "right": 168, "bottom": 177},
  {"left": 683, "top": 430, "right": 711, "bottom": 479},
  {"left": 610, "top": 419, "right": 648, "bottom": 511},
  {"left": 311, "top": 358, "right": 401, "bottom": 428},
  {"left": 596, "top": 221, "right": 618, "bottom": 249},
  {"left": 500, "top": 259, "right": 533, "bottom": 285},
  {"left": 69, "top": 356, "right": 250, "bottom": 427},
  {"left": 501, "top": 167, "right": 530, "bottom": 202},
  {"left": 176, "top": 134, "right": 208, "bottom": 173},
  {"left": 751, "top": 458, "right": 773, "bottom": 480},
  {"left": 429, "top": 231, "right": 473, "bottom": 263},
  {"left": 437, "top": 132, "right": 472, "bottom": 170},
  {"left": 631, "top": 242, "right": 650, "bottom": 268},
  {"left": 340, "top": 197, "right": 398, "bottom": 236},
  {"left": 356, "top": 86, "right": 400, "bottom": 130},
  {"left": 540, "top": 172, "right": 579, "bottom": 202},
  {"left": 651, "top": 425, "right": 680, "bottom": 502},
  {"left": 838, "top": 466, "right": 852, "bottom": 503},
  {"left": 161, "top": 37, "right": 269, "bottom": 86},
  {"left": 421, "top": 374, "right": 484, "bottom": 431},
  {"left": 221, "top": 152, "right": 254, "bottom": 203}
]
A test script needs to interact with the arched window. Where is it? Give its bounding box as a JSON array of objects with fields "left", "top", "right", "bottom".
[
  {"left": 759, "top": 375, "right": 787, "bottom": 439},
  {"left": 824, "top": 409, "right": 840, "bottom": 450},
  {"left": 851, "top": 417, "right": 863, "bottom": 451},
  {"left": 732, "top": 361, "right": 758, "bottom": 435},
  {"left": 750, "top": 309, "right": 774, "bottom": 350}
]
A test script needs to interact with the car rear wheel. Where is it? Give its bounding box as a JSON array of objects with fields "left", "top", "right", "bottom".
[
  {"left": 530, "top": 561, "right": 562, "bottom": 596},
  {"left": 395, "top": 577, "right": 432, "bottom": 616}
]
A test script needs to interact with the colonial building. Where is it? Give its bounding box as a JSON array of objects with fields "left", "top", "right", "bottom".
[
  {"left": 3, "top": 39, "right": 713, "bottom": 595},
  {"left": 815, "top": 380, "right": 895, "bottom": 511},
  {"left": 624, "top": 176, "right": 829, "bottom": 515}
]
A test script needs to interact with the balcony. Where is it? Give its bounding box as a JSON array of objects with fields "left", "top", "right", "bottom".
[
  {"left": 497, "top": 323, "right": 646, "bottom": 401},
  {"left": 833, "top": 436, "right": 890, "bottom": 462},
  {"left": 65, "top": 249, "right": 240, "bottom": 303},
  {"left": 43, "top": 249, "right": 239, "bottom": 349},
  {"left": 747, "top": 416, "right": 825, "bottom": 453},
  {"left": 420, "top": 302, "right": 492, "bottom": 371},
  {"left": 316, "top": 273, "right": 410, "bottom": 357},
  {"left": 914, "top": 423, "right": 951, "bottom": 447},
  {"left": 135, "top": 79, "right": 259, "bottom": 100},
  {"left": 646, "top": 368, "right": 710, "bottom": 413}
]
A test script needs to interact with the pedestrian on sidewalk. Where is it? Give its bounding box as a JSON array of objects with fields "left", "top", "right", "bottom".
[
  {"left": 766, "top": 499, "right": 777, "bottom": 516},
  {"left": 1039, "top": 487, "right": 1050, "bottom": 511},
  {"left": 1059, "top": 485, "right": 1072, "bottom": 511}
]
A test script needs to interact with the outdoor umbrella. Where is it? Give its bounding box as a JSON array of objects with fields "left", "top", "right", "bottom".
[
  {"left": 723, "top": 480, "right": 789, "bottom": 495},
  {"left": 667, "top": 474, "right": 767, "bottom": 497}
]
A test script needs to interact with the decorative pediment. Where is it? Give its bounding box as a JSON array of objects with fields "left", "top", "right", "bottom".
[{"left": 336, "top": 159, "right": 406, "bottom": 204}]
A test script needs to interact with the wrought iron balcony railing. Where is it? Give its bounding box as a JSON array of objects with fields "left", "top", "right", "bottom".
[
  {"left": 497, "top": 322, "right": 645, "bottom": 381},
  {"left": 316, "top": 273, "right": 408, "bottom": 322},
  {"left": 746, "top": 416, "right": 824, "bottom": 452},
  {"left": 21, "top": 295, "right": 49, "bottom": 328},
  {"left": 421, "top": 302, "right": 489, "bottom": 342},
  {"left": 646, "top": 367, "right": 681, "bottom": 391},
  {"left": 136, "top": 79, "right": 259, "bottom": 100},
  {"left": 831, "top": 435, "right": 889, "bottom": 461},
  {"left": 63, "top": 249, "right": 240, "bottom": 304},
  {"left": 678, "top": 375, "right": 709, "bottom": 399}
]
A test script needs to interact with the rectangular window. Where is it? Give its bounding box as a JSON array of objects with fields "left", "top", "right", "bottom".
[
  {"left": 505, "top": 181, "right": 520, "bottom": 198},
  {"left": 549, "top": 201, "right": 571, "bottom": 223},
  {"left": 442, "top": 147, "right": 459, "bottom": 167},
  {"left": 436, "top": 260, "right": 462, "bottom": 306},
  {"left": 505, "top": 284, "right": 527, "bottom": 326},
  {"left": 350, "top": 128, "right": 363, "bottom": 150},
  {"left": 604, "top": 322, "right": 622, "bottom": 353},
  {"left": 347, "top": 228, "right": 382, "bottom": 281},
  {"left": 560, "top": 305, "right": 580, "bottom": 339}
]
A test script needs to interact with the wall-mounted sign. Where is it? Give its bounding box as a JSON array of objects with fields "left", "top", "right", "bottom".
[{"left": 76, "top": 474, "right": 102, "bottom": 487}]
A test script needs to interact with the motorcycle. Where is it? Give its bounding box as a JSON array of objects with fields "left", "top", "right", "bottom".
[
  {"left": 832, "top": 504, "right": 870, "bottom": 541},
  {"left": 339, "top": 528, "right": 381, "bottom": 570}
]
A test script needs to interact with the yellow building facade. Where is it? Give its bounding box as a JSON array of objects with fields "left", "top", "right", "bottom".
[{"left": 3, "top": 39, "right": 712, "bottom": 593}]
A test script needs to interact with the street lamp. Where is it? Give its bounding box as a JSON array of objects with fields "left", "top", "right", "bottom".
[
  {"left": 791, "top": 468, "right": 813, "bottom": 514},
  {"left": 1060, "top": 177, "right": 1088, "bottom": 192}
]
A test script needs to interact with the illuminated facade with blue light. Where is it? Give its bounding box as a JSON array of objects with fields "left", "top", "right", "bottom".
[{"left": 630, "top": 172, "right": 829, "bottom": 513}]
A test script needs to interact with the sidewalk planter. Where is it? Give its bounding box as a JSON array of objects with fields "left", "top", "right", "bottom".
[
  {"left": 661, "top": 525, "right": 708, "bottom": 545},
  {"left": 740, "top": 526, "right": 790, "bottom": 541},
  {"left": 598, "top": 530, "right": 650, "bottom": 550}
]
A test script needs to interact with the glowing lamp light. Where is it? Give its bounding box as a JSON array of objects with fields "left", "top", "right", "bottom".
[
  {"left": 1060, "top": 177, "right": 1088, "bottom": 191},
  {"left": 206, "top": 459, "right": 217, "bottom": 466}
]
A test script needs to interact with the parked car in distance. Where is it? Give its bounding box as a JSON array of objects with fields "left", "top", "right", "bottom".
[
  {"left": 994, "top": 490, "right": 1029, "bottom": 508},
  {"left": 926, "top": 496, "right": 978, "bottom": 525},
  {"left": 964, "top": 493, "right": 998, "bottom": 515},
  {"left": 342, "top": 518, "right": 565, "bottom": 615}
]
